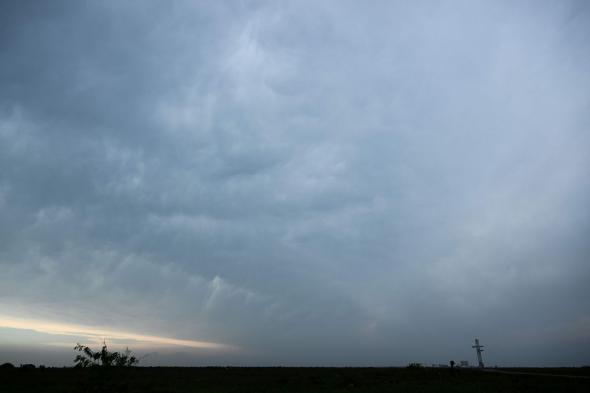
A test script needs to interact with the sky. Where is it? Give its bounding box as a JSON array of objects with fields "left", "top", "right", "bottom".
[{"left": 0, "top": 0, "right": 589, "bottom": 367}]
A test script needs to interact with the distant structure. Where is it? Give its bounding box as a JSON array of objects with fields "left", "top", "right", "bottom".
[
  {"left": 20, "top": 363, "right": 35, "bottom": 369},
  {"left": 472, "top": 338, "right": 485, "bottom": 368}
]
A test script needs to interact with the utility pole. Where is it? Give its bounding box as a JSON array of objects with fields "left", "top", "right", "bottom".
[{"left": 472, "top": 338, "right": 485, "bottom": 368}]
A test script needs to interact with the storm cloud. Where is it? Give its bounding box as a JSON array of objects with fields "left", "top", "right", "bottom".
[{"left": 1, "top": 0, "right": 589, "bottom": 366}]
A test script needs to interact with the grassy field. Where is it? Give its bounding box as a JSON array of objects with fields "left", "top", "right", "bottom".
[{"left": 1, "top": 367, "right": 589, "bottom": 393}]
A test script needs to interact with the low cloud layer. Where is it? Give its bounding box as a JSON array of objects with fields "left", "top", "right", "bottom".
[{"left": 1, "top": 0, "right": 589, "bottom": 366}]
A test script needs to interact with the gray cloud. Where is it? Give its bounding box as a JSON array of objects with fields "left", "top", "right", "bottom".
[{"left": 1, "top": 0, "right": 589, "bottom": 366}]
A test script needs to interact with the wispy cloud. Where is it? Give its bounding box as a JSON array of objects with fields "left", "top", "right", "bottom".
[{"left": 0, "top": 315, "right": 235, "bottom": 351}]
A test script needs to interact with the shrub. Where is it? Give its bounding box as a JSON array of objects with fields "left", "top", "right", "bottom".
[{"left": 74, "top": 341, "right": 138, "bottom": 367}]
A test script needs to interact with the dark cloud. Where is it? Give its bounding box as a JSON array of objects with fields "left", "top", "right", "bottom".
[{"left": 1, "top": 0, "right": 589, "bottom": 366}]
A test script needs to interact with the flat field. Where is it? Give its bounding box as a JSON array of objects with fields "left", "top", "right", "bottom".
[{"left": 1, "top": 367, "right": 589, "bottom": 393}]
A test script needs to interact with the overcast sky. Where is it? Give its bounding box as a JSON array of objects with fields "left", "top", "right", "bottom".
[{"left": 1, "top": 0, "right": 589, "bottom": 367}]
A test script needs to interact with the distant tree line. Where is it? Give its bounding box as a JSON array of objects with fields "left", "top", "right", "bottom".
[{"left": 0, "top": 342, "right": 138, "bottom": 370}]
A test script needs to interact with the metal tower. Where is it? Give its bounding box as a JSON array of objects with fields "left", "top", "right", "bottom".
[{"left": 472, "top": 338, "right": 485, "bottom": 368}]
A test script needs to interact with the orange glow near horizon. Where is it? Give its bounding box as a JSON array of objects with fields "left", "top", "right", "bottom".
[{"left": 0, "top": 315, "right": 236, "bottom": 351}]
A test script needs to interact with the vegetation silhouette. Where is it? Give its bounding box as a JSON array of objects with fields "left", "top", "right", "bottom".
[{"left": 74, "top": 341, "right": 138, "bottom": 367}]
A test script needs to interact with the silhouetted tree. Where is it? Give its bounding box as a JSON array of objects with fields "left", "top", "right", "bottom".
[{"left": 74, "top": 341, "right": 138, "bottom": 367}]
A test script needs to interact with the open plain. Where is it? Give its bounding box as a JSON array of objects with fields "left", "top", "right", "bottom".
[{"left": 2, "top": 367, "right": 589, "bottom": 393}]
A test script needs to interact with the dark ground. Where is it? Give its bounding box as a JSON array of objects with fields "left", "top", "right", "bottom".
[{"left": 1, "top": 367, "right": 589, "bottom": 393}]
